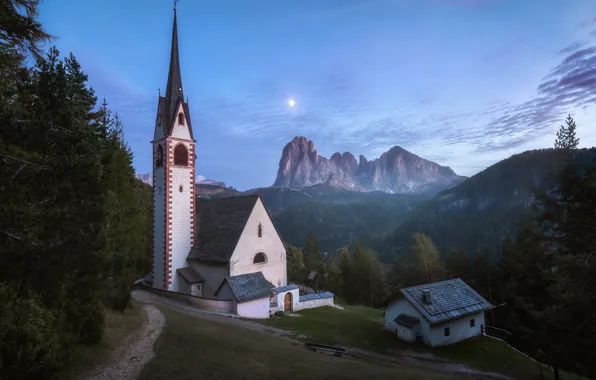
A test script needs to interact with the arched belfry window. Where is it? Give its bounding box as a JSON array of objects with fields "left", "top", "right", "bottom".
[
  {"left": 258, "top": 223, "right": 262, "bottom": 237},
  {"left": 178, "top": 112, "right": 185, "bottom": 126},
  {"left": 174, "top": 144, "right": 188, "bottom": 166},
  {"left": 156, "top": 144, "right": 164, "bottom": 167},
  {"left": 253, "top": 252, "right": 267, "bottom": 264}
]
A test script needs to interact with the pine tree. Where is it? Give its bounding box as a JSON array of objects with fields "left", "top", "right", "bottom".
[
  {"left": 286, "top": 244, "right": 304, "bottom": 283},
  {"left": 554, "top": 114, "right": 579, "bottom": 150},
  {"left": 303, "top": 233, "right": 323, "bottom": 273},
  {"left": 445, "top": 247, "right": 472, "bottom": 280},
  {"left": 410, "top": 233, "right": 446, "bottom": 284},
  {"left": 338, "top": 247, "right": 353, "bottom": 301}
]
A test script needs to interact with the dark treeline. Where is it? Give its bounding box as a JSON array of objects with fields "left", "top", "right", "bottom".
[
  {"left": 291, "top": 116, "right": 596, "bottom": 379},
  {"left": 0, "top": 1, "right": 152, "bottom": 379},
  {"left": 287, "top": 234, "right": 386, "bottom": 307}
]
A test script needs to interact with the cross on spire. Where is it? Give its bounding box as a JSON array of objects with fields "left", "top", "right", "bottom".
[{"left": 174, "top": 0, "right": 178, "bottom": 11}]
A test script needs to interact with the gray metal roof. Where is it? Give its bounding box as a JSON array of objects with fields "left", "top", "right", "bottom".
[
  {"left": 273, "top": 284, "right": 299, "bottom": 293},
  {"left": 176, "top": 267, "right": 203, "bottom": 284},
  {"left": 399, "top": 278, "right": 493, "bottom": 325},
  {"left": 187, "top": 195, "right": 259, "bottom": 262},
  {"left": 299, "top": 292, "right": 334, "bottom": 302},
  {"left": 224, "top": 272, "right": 274, "bottom": 303},
  {"left": 395, "top": 314, "right": 420, "bottom": 329}
]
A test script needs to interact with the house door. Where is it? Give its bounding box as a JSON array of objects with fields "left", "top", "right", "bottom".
[{"left": 284, "top": 292, "right": 293, "bottom": 312}]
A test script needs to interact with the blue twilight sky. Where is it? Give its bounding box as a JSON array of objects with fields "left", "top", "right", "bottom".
[{"left": 39, "top": 0, "right": 596, "bottom": 190}]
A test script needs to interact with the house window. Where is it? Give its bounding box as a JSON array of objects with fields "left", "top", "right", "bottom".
[
  {"left": 253, "top": 252, "right": 267, "bottom": 264},
  {"left": 174, "top": 144, "right": 188, "bottom": 166},
  {"left": 155, "top": 144, "right": 164, "bottom": 167},
  {"left": 470, "top": 319, "right": 475, "bottom": 328},
  {"left": 178, "top": 112, "right": 185, "bottom": 125},
  {"left": 444, "top": 327, "right": 451, "bottom": 337},
  {"left": 258, "top": 223, "right": 262, "bottom": 237}
]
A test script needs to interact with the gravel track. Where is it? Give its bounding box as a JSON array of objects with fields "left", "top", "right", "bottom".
[{"left": 83, "top": 304, "right": 165, "bottom": 380}]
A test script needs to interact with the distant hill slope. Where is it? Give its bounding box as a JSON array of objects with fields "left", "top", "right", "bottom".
[
  {"left": 274, "top": 136, "right": 466, "bottom": 195},
  {"left": 197, "top": 183, "right": 428, "bottom": 253},
  {"left": 387, "top": 148, "right": 596, "bottom": 261}
]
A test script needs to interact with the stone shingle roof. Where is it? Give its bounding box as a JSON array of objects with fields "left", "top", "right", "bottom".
[
  {"left": 223, "top": 272, "right": 275, "bottom": 303},
  {"left": 187, "top": 195, "right": 259, "bottom": 262},
  {"left": 298, "top": 292, "right": 334, "bottom": 302},
  {"left": 395, "top": 314, "right": 420, "bottom": 329},
  {"left": 177, "top": 267, "right": 203, "bottom": 284},
  {"left": 273, "top": 284, "right": 299, "bottom": 293},
  {"left": 399, "top": 278, "right": 494, "bottom": 325}
]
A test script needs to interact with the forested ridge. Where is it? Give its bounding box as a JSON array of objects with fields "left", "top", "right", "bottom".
[
  {"left": 387, "top": 147, "right": 596, "bottom": 261},
  {"left": 0, "top": 1, "right": 152, "bottom": 379}
]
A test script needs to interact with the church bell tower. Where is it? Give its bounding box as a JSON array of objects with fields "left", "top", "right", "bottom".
[{"left": 152, "top": 4, "right": 196, "bottom": 291}]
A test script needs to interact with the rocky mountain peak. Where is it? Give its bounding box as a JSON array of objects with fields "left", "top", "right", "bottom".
[{"left": 273, "top": 136, "right": 466, "bottom": 194}]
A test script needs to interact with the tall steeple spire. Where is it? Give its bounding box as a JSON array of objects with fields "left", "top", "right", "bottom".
[{"left": 164, "top": 2, "right": 184, "bottom": 131}]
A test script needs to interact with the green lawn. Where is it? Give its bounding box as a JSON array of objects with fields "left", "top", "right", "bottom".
[
  {"left": 261, "top": 305, "right": 585, "bottom": 380},
  {"left": 57, "top": 302, "right": 147, "bottom": 380},
  {"left": 140, "top": 307, "right": 463, "bottom": 380},
  {"left": 262, "top": 305, "right": 418, "bottom": 352}
]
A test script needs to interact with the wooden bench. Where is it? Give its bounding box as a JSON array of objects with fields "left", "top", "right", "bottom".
[{"left": 305, "top": 342, "right": 347, "bottom": 357}]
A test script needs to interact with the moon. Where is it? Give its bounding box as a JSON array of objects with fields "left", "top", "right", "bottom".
[{"left": 288, "top": 98, "right": 296, "bottom": 107}]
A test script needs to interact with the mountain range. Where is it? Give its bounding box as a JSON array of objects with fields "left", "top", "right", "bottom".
[{"left": 273, "top": 136, "right": 466, "bottom": 194}]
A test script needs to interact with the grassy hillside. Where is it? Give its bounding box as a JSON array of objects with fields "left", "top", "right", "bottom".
[
  {"left": 388, "top": 148, "right": 596, "bottom": 260},
  {"left": 141, "top": 308, "right": 455, "bottom": 380}
]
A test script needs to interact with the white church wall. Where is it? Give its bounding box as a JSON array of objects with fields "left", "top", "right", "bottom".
[
  {"left": 237, "top": 297, "right": 270, "bottom": 319},
  {"left": 166, "top": 141, "right": 194, "bottom": 292},
  {"left": 229, "top": 198, "right": 287, "bottom": 288},
  {"left": 169, "top": 104, "right": 192, "bottom": 140},
  {"left": 152, "top": 155, "right": 166, "bottom": 290}
]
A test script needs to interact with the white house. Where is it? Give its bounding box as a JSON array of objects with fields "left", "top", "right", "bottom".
[
  {"left": 383, "top": 278, "right": 494, "bottom": 347},
  {"left": 145, "top": 6, "right": 333, "bottom": 319}
]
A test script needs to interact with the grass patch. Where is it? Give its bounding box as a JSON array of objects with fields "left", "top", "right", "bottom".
[
  {"left": 260, "top": 305, "right": 586, "bottom": 380},
  {"left": 140, "top": 307, "right": 461, "bottom": 380},
  {"left": 435, "top": 337, "right": 586, "bottom": 380},
  {"left": 57, "top": 302, "right": 146, "bottom": 380},
  {"left": 262, "top": 305, "right": 417, "bottom": 352}
]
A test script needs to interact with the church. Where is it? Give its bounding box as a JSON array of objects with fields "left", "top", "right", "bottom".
[{"left": 146, "top": 6, "right": 334, "bottom": 318}]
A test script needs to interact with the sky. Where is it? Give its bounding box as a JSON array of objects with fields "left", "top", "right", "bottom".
[{"left": 38, "top": 0, "right": 596, "bottom": 190}]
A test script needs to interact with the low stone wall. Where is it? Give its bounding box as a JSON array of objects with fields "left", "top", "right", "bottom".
[
  {"left": 133, "top": 284, "right": 234, "bottom": 313},
  {"left": 296, "top": 292, "right": 335, "bottom": 311}
]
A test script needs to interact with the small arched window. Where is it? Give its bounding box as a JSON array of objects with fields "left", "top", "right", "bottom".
[
  {"left": 258, "top": 223, "right": 262, "bottom": 237},
  {"left": 174, "top": 144, "right": 188, "bottom": 166},
  {"left": 253, "top": 252, "right": 267, "bottom": 264},
  {"left": 156, "top": 144, "right": 164, "bottom": 167},
  {"left": 178, "top": 112, "right": 185, "bottom": 126}
]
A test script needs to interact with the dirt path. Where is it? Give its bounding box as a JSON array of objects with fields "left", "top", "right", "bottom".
[
  {"left": 132, "top": 290, "right": 514, "bottom": 380},
  {"left": 84, "top": 304, "right": 165, "bottom": 380}
]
